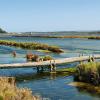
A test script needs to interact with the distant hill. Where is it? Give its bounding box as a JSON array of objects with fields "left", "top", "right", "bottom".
[{"left": 0, "top": 28, "right": 7, "bottom": 33}]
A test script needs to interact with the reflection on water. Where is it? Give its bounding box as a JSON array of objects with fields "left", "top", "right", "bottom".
[
  {"left": 16, "top": 72, "right": 100, "bottom": 100},
  {"left": 77, "top": 86, "right": 100, "bottom": 98},
  {"left": 15, "top": 72, "right": 70, "bottom": 82}
]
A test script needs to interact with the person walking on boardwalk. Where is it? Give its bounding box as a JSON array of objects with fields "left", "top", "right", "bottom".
[{"left": 50, "top": 60, "right": 56, "bottom": 72}]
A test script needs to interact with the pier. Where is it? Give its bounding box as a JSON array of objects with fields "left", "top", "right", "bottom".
[{"left": 0, "top": 55, "right": 100, "bottom": 72}]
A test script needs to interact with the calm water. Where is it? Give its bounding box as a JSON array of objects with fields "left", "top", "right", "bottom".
[{"left": 0, "top": 37, "right": 100, "bottom": 100}]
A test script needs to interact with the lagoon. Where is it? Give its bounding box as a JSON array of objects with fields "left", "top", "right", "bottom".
[{"left": 0, "top": 36, "right": 100, "bottom": 99}]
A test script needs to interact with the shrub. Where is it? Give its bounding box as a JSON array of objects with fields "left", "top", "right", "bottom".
[
  {"left": 74, "top": 62, "right": 100, "bottom": 85},
  {"left": 42, "top": 55, "right": 53, "bottom": 61},
  {"left": 0, "top": 77, "right": 39, "bottom": 100},
  {"left": 26, "top": 53, "right": 39, "bottom": 62}
]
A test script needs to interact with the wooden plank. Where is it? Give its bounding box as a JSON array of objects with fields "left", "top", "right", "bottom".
[{"left": 0, "top": 55, "right": 100, "bottom": 69}]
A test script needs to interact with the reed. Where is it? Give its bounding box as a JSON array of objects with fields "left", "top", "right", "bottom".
[
  {"left": 74, "top": 62, "right": 100, "bottom": 85},
  {"left": 69, "top": 82, "right": 100, "bottom": 96},
  {"left": 0, "top": 77, "right": 39, "bottom": 100},
  {"left": 23, "top": 35, "right": 100, "bottom": 40},
  {"left": 41, "top": 55, "right": 53, "bottom": 61},
  {"left": 0, "top": 40, "right": 63, "bottom": 53}
]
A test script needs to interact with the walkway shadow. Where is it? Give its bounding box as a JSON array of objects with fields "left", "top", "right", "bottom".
[{"left": 15, "top": 72, "right": 71, "bottom": 82}]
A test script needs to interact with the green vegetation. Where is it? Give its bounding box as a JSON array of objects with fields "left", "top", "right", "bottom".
[
  {"left": 37, "top": 50, "right": 51, "bottom": 53},
  {"left": 74, "top": 62, "right": 100, "bottom": 85},
  {"left": 56, "top": 67, "right": 76, "bottom": 76},
  {"left": 26, "top": 53, "right": 53, "bottom": 61},
  {"left": 69, "top": 82, "right": 100, "bottom": 96},
  {"left": 88, "top": 36, "right": 100, "bottom": 40},
  {"left": 0, "top": 28, "right": 6, "bottom": 33},
  {"left": 0, "top": 77, "right": 39, "bottom": 100},
  {"left": 57, "top": 67, "right": 76, "bottom": 73},
  {"left": 52, "top": 35, "right": 100, "bottom": 40},
  {"left": 22, "top": 35, "right": 100, "bottom": 40},
  {"left": 41, "top": 55, "right": 53, "bottom": 61},
  {"left": 0, "top": 40, "right": 63, "bottom": 53}
]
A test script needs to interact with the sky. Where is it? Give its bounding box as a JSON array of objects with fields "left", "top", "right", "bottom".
[{"left": 0, "top": 0, "right": 100, "bottom": 32}]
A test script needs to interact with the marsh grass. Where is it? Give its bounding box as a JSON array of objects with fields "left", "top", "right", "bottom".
[
  {"left": 0, "top": 77, "right": 39, "bottom": 100},
  {"left": 0, "top": 40, "right": 63, "bottom": 53},
  {"left": 69, "top": 82, "right": 100, "bottom": 96},
  {"left": 26, "top": 53, "right": 53, "bottom": 62},
  {"left": 41, "top": 55, "right": 53, "bottom": 61},
  {"left": 57, "top": 67, "right": 76, "bottom": 73},
  {"left": 74, "top": 62, "right": 100, "bottom": 85},
  {"left": 23, "top": 35, "right": 100, "bottom": 40}
]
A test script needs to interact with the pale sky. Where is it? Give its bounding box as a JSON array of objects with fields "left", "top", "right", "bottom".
[{"left": 0, "top": 0, "right": 100, "bottom": 32}]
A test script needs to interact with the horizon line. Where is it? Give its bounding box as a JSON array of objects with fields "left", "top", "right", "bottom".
[{"left": 9, "top": 30, "right": 100, "bottom": 33}]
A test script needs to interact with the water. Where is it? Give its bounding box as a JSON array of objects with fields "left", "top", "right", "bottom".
[{"left": 0, "top": 36, "right": 100, "bottom": 99}]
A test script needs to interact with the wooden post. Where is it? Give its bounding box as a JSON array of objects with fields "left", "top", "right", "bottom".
[
  {"left": 41, "top": 67, "right": 44, "bottom": 72},
  {"left": 53, "top": 60, "right": 56, "bottom": 72},
  {"left": 49, "top": 60, "right": 52, "bottom": 72},
  {"left": 79, "top": 53, "right": 81, "bottom": 57},
  {"left": 82, "top": 53, "right": 84, "bottom": 56},
  {"left": 79, "top": 54, "right": 82, "bottom": 64},
  {"left": 37, "top": 67, "right": 40, "bottom": 73},
  {"left": 50, "top": 64, "right": 53, "bottom": 72},
  {"left": 37, "top": 67, "right": 44, "bottom": 73}
]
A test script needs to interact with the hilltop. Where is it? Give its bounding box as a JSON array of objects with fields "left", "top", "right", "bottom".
[{"left": 0, "top": 28, "right": 7, "bottom": 33}]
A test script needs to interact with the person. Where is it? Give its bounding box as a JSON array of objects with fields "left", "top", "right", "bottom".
[
  {"left": 53, "top": 60, "right": 56, "bottom": 71},
  {"left": 50, "top": 60, "right": 56, "bottom": 72},
  {"left": 91, "top": 56, "right": 95, "bottom": 62},
  {"left": 12, "top": 51, "right": 16, "bottom": 57}
]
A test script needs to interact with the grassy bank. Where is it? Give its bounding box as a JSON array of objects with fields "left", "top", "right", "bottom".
[
  {"left": 14, "top": 35, "right": 100, "bottom": 40},
  {"left": 42, "top": 67, "right": 76, "bottom": 75},
  {"left": 74, "top": 62, "right": 100, "bottom": 85},
  {"left": 0, "top": 40, "right": 63, "bottom": 53},
  {"left": 0, "top": 77, "right": 39, "bottom": 100},
  {"left": 44, "top": 35, "right": 100, "bottom": 40},
  {"left": 57, "top": 67, "right": 76, "bottom": 73},
  {"left": 69, "top": 82, "right": 100, "bottom": 96}
]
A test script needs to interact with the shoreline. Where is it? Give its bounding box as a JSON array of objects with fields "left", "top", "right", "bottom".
[{"left": 12, "top": 35, "right": 100, "bottom": 40}]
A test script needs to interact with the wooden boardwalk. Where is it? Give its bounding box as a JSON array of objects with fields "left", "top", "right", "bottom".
[{"left": 0, "top": 55, "right": 100, "bottom": 69}]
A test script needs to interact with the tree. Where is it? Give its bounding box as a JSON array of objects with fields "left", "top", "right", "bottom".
[{"left": 0, "top": 28, "right": 6, "bottom": 33}]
